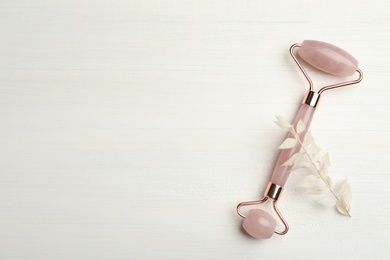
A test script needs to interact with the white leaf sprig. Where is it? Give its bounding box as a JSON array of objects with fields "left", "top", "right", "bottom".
[
  {"left": 279, "top": 138, "right": 298, "bottom": 149},
  {"left": 275, "top": 116, "right": 352, "bottom": 217}
]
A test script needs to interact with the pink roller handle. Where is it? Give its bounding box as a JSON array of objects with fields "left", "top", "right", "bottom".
[{"left": 270, "top": 104, "right": 315, "bottom": 187}]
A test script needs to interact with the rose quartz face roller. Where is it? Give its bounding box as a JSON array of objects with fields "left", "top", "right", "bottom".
[{"left": 236, "top": 40, "right": 363, "bottom": 239}]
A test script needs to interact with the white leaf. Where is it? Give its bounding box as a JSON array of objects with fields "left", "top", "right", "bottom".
[
  {"left": 344, "top": 188, "right": 352, "bottom": 204},
  {"left": 291, "top": 161, "right": 311, "bottom": 171},
  {"left": 341, "top": 192, "right": 352, "bottom": 206},
  {"left": 298, "top": 175, "right": 319, "bottom": 188},
  {"left": 274, "top": 121, "right": 292, "bottom": 131},
  {"left": 336, "top": 198, "right": 352, "bottom": 217},
  {"left": 308, "top": 143, "right": 321, "bottom": 161},
  {"left": 304, "top": 187, "right": 326, "bottom": 194},
  {"left": 303, "top": 131, "right": 313, "bottom": 146},
  {"left": 296, "top": 120, "right": 306, "bottom": 134},
  {"left": 278, "top": 138, "right": 298, "bottom": 149},
  {"left": 319, "top": 168, "right": 328, "bottom": 179},
  {"left": 318, "top": 197, "right": 337, "bottom": 207},
  {"left": 337, "top": 179, "right": 351, "bottom": 196},
  {"left": 320, "top": 153, "right": 330, "bottom": 170},
  {"left": 312, "top": 151, "right": 321, "bottom": 163},
  {"left": 338, "top": 180, "right": 352, "bottom": 204},
  {"left": 282, "top": 152, "right": 300, "bottom": 166},
  {"left": 336, "top": 180, "right": 352, "bottom": 217},
  {"left": 275, "top": 116, "right": 293, "bottom": 131},
  {"left": 324, "top": 176, "right": 332, "bottom": 187}
]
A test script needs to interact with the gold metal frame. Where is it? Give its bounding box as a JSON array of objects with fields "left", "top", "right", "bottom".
[
  {"left": 236, "top": 182, "right": 289, "bottom": 235},
  {"left": 289, "top": 43, "right": 363, "bottom": 95},
  {"left": 236, "top": 43, "right": 364, "bottom": 237}
]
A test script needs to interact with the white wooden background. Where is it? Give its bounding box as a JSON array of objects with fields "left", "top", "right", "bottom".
[{"left": 0, "top": 1, "right": 389, "bottom": 259}]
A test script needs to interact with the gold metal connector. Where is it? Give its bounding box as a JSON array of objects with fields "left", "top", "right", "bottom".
[
  {"left": 264, "top": 182, "right": 283, "bottom": 201},
  {"left": 303, "top": 90, "right": 321, "bottom": 107}
]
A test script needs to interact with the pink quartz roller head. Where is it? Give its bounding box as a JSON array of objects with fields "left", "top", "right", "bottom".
[
  {"left": 298, "top": 40, "right": 358, "bottom": 76},
  {"left": 236, "top": 40, "right": 363, "bottom": 239}
]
